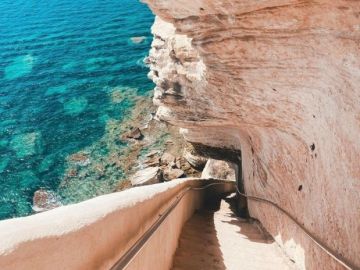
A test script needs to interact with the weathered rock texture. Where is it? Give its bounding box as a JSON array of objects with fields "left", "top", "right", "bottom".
[
  {"left": 131, "top": 166, "right": 162, "bottom": 186},
  {"left": 201, "top": 159, "right": 236, "bottom": 181},
  {"left": 144, "top": 1, "right": 360, "bottom": 269}
]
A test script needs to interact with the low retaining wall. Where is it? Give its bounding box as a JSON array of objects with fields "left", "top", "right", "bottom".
[{"left": 0, "top": 178, "right": 234, "bottom": 270}]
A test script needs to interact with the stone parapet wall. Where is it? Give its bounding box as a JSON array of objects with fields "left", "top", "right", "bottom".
[{"left": 0, "top": 178, "right": 233, "bottom": 270}]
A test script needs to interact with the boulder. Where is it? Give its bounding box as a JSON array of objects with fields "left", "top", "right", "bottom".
[
  {"left": 169, "top": 161, "right": 177, "bottom": 168},
  {"left": 124, "top": 127, "right": 143, "bottom": 140},
  {"left": 131, "top": 167, "right": 162, "bottom": 186},
  {"left": 163, "top": 167, "right": 185, "bottom": 181},
  {"left": 143, "top": 156, "right": 161, "bottom": 168},
  {"left": 160, "top": 152, "right": 175, "bottom": 165},
  {"left": 183, "top": 148, "right": 207, "bottom": 169},
  {"left": 32, "top": 189, "right": 61, "bottom": 212},
  {"left": 201, "top": 159, "right": 236, "bottom": 181},
  {"left": 145, "top": 150, "right": 160, "bottom": 158},
  {"left": 175, "top": 159, "right": 181, "bottom": 169},
  {"left": 68, "top": 152, "right": 90, "bottom": 167}
]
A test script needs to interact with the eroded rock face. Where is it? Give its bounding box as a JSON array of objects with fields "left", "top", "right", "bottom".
[{"left": 144, "top": 1, "right": 360, "bottom": 269}]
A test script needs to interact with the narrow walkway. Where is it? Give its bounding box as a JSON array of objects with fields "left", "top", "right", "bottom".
[{"left": 171, "top": 194, "right": 295, "bottom": 270}]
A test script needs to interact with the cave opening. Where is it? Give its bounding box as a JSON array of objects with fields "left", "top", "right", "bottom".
[{"left": 190, "top": 142, "right": 249, "bottom": 218}]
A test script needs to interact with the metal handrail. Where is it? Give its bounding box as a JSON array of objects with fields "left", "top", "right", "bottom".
[
  {"left": 110, "top": 181, "right": 232, "bottom": 270},
  {"left": 235, "top": 185, "right": 357, "bottom": 270},
  {"left": 110, "top": 179, "right": 358, "bottom": 270}
]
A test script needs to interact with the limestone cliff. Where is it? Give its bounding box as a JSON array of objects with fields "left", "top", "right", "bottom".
[{"left": 145, "top": 1, "right": 360, "bottom": 269}]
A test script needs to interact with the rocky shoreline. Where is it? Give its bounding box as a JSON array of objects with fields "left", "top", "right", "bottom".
[
  {"left": 115, "top": 94, "right": 205, "bottom": 189},
  {"left": 33, "top": 91, "right": 206, "bottom": 211},
  {"left": 32, "top": 14, "right": 239, "bottom": 216}
]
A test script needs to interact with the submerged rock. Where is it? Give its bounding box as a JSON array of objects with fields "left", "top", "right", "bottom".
[
  {"left": 68, "top": 152, "right": 91, "bottom": 167},
  {"left": 45, "top": 85, "right": 68, "bottom": 96},
  {"left": 67, "top": 168, "right": 78, "bottom": 177},
  {"left": 32, "top": 189, "right": 61, "bottom": 212},
  {"left": 110, "top": 90, "right": 124, "bottom": 104},
  {"left": 4, "top": 54, "right": 35, "bottom": 80},
  {"left": 131, "top": 167, "right": 162, "bottom": 186},
  {"left": 38, "top": 154, "right": 56, "bottom": 172},
  {"left": 130, "top": 36, "right": 146, "bottom": 44},
  {"left": 9, "top": 132, "right": 43, "bottom": 158},
  {"left": 64, "top": 97, "right": 88, "bottom": 115}
]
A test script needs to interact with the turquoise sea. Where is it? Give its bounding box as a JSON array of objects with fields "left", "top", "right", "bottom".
[{"left": 0, "top": 0, "right": 155, "bottom": 219}]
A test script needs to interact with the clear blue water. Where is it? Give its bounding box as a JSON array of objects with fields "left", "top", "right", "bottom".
[{"left": 0, "top": 0, "right": 154, "bottom": 219}]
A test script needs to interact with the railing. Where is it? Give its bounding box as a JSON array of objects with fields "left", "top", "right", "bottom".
[
  {"left": 0, "top": 178, "right": 214, "bottom": 270},
  {"left": 234, "top": 185, "right": 357, "bottom": 270},
  {"left": 110, "top": 181, "right": 233, "bottom": 270},
  {"left": 111, "top": 179, "right": 357, "bottom": 270}
]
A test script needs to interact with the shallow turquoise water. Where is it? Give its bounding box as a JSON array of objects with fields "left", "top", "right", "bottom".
[{"left": 0, "top": 0, "right": 154, "bottom": 219}]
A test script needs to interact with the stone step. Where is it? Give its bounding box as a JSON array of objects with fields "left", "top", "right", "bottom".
[{"left": 171, "top": 195, "right": 295, "bottom": 270}]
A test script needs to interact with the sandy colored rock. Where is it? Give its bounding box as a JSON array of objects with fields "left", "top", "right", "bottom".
[
  {"left": 183, "top": 148, "right": 207, "bottom": 169},
  {"left": 163, "top": 167, "right": 185, "bottom": 181},
  {"left": 143, "top": 156, "right": 161, "bottom": 168},
  {"left": 123, "top": 127, "right": 143, "bottom": 140},
  {"left": 175, "top": 158, "right": 181, "bottom": 169},
  {"left": 131, "top": 167, "right": 162, "bottom": 186},
  {"left": 143, "top": 3, "right": 360, "bottom": 269},
  {"left": 161, "top": 152, "right": 175, "bottom": 165},
  {"left": 145, "top": 150, "right": 160, "bottom": 158},
  {"left": 201, "top": 159, "right": 236, "bottom": 181}
]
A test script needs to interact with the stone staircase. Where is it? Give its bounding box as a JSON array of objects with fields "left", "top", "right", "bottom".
[{"left": 172, "top": 194, "right": 296, "bottom": 270}]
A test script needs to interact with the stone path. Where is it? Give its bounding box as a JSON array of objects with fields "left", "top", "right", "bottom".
[{"left": 171, "top": 194, "right": 296, "bottom": 270}]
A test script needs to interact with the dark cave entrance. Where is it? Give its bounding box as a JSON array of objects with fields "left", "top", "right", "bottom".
[{"left": 190, "top": 142, "right": 249, "bottom": 217}]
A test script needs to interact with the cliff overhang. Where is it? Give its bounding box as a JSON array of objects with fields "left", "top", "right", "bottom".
[{"left": 144, "top": 1, "right": 360, "bottom": 269}]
